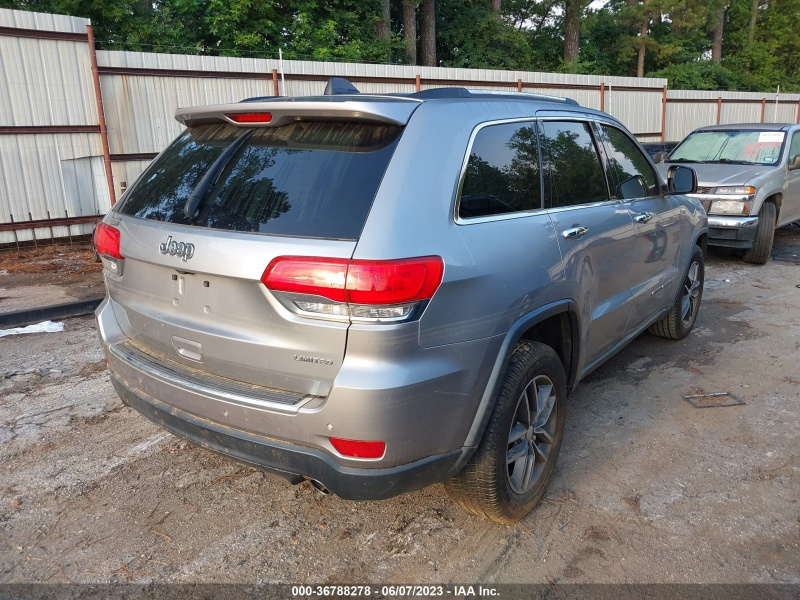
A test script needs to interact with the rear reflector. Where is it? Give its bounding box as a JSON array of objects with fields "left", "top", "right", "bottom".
[
  {"left": 262, "top": 256, "right": 443, "bottom": 305},
  {"left": 94, "top": 222, "right": 123, "bottom": 260},
  {"left": 330, "top": 437, "right": 386, "bottom": 459},
  {"left": 227, "top": 112, "right": 273, "bottom": 123}
]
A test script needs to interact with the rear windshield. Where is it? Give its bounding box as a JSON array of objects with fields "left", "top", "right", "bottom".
[{"left": 116, "top": 121, "right": 403, "bottom": 240}]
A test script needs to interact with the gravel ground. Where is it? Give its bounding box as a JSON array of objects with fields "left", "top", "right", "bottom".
[{"left": 0, "top": 228, "right": 798, "bottom": 585}]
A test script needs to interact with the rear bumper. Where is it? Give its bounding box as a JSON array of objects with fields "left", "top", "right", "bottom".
[
  {"left": 707, "top": 215, "right": 759, "bottom": 249},
  {"left": 96, "top": 296, "right": 500, "bottom": 497},
  {"left": 110, "top": 374, "right": 466, "bottom": 500}
]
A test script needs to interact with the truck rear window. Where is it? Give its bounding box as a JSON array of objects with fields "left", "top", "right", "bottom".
[{"left": 116, "top": 121, "right": 403, "bottom": 240}]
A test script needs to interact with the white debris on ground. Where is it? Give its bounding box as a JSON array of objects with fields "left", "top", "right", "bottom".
[{"left": 0, "top": 320, "right": 64, "bottom": 338}]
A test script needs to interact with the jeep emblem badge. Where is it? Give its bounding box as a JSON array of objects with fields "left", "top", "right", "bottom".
[{"left": 159, "top": 235, "right": 195, "bottom": 262}]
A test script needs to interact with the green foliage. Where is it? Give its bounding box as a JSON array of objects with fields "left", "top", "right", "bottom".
[
  {"left": 3, "top": 0, "right": 798, "bottom": 92},
  {"left": 651, "top": 61, "right": 742, "bottom": 90},
  {"left": 436, "top": 0, "right": 533, "bottom": 69}
]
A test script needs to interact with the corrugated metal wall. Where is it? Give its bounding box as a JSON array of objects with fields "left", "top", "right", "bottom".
[
  {"left": 1, "top": 6, "right": 799, "bottom": 244},
  {"left": 666, "top": 90, "right": 800, "bottom": 141},
  {"left": 0, "top": 10, "right": 109, "bottom": 244}
]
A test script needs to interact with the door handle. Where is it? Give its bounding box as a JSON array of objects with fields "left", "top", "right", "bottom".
[
  {"left": 562, "top": 226, "right": 589, "bottom": 239},
  {"left": 634, "top": 212, "right": 653, "bottom": 224}
]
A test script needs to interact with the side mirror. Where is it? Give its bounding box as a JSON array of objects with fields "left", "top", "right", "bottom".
[
  {"left": 617, "top": 175, "right": 648, "bottom": 200},
  {"left": 653, "top": 151, "right": 667, "bottom": 164},
  {"left": 789, "top": 155, "right": 800, "bottom": 171},
  {"left": 667, "top": 165, "right": 697, "bottom": 194}
]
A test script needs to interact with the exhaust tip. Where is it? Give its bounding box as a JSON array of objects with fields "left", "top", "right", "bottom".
[{"left": 307, "top": 479, "right": 330, "bottom": 495}]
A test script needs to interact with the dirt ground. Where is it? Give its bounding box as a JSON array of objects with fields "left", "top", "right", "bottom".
[
  {"left": 0, "top": 229, "right": 798, "bottom": 586},
  {"left": 0, "top": 244, "right": 105, "bottom": 314}
]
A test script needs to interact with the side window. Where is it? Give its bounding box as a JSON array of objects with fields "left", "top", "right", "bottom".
[
  {"left": 459, "top": 122, "right": 542, "bottom": 219},
  {"left": 599, "top": 124, "right": 659, "bottom": 199},
  {"left": 540, "top": 121, "right": 608, "bottom": 208},
  {"left": 789, "top": 131, "right": 800, "bottom": 162}
]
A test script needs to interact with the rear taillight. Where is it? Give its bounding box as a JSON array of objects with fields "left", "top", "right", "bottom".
[
  {"left": 227, "top": 112, "right": 272, "bottom": 124},
  {"left": 330, "top": 438, "right": 386, "bottom": 459},
  {"left": 262, "top": 256, "right": 444, "bottom": 323},
  {"left": 94, "top": 222, "right": 124, "bottom": 275}
]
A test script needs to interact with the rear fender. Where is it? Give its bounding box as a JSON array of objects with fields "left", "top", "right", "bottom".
[{"left": 461, "top": 299, "right": 579, "bottom": 450}]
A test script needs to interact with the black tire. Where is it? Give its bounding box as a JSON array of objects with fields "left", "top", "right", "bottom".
[
  {"left": 444, "top": 341, "right": 566, "bottom": 523},
  {"left": 743, "top": 202, "right": 776, "bottom": 265},
  {"left": 649, "top": 245, "right": 704, "bottom": 340}
]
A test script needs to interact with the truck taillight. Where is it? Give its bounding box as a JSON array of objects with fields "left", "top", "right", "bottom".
[
  {"left": 261, "top": 256, "right": 444, "bottom": 322},
  {"left": 94, "top": 222, "right": 125, "bottom": 275}
]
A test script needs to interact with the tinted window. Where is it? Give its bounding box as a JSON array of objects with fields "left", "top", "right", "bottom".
[
  {"left": 116, "top": 122, "right": 402, "bottom": 240},
  {"left": 789, "top": 131, "right": 800, "bottom": 161},
  {"left": 540, "top": 121, "right": 608, "bottom": 208},
  {"left": 599, "top": 125, "right": 659, "bottom": 198},
  {"left": 459, "top": 122, "right": 542, "bottom": 219}
]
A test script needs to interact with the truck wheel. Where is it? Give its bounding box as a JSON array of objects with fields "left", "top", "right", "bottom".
[
  {"left": 649, "top": 245, "right": 704, "bottom": 340},
  {"left": 743, "top": 202, "right": 776, "bottom": 265},
  {"left": 444, "top": 341, "right": 566, "bottom": 523}
]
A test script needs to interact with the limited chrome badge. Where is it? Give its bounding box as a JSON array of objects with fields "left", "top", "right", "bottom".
[{"left": 159, "top": 235, "right": 195, "bottom": 262}]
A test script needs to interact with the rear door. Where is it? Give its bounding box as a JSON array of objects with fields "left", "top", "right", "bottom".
[
  {"left": 595, "top": 123, "right": 683, "bottom": 330},
  {"left": 107, "top": 118, "right": 404, "bottom": 397},
  {"left": 539, "top": 119, "right": 636, "bottom": 369}
]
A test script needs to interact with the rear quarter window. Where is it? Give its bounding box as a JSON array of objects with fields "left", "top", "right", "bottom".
[{"left": 116, "top": 121, "right": 403, "bottom": 240}]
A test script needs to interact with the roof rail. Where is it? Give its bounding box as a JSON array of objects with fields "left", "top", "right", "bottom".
[
  {"left": 410, "top": 87, "right": 579, "bottom": 105},
  {"left": 239, "top": 78, "right": 579, "bottom": 106}
]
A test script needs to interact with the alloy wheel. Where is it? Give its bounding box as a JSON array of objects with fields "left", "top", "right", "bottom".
[
  {"left": 681, "top": 260, "right": 702, "bottom": 326},
  {"left": 506, "top": 375, "right": 558, "bottom": 495}
]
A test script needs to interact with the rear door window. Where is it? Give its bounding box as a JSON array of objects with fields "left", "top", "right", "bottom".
[
  {"left": 116, "top": 121, "right": 403, "bottom": 240},
  {"left": 539, "top": 121, "right": 608, "bottom": 208},
  {"left": 597, "top": 124, "right": 659, "bottom": 198},
  {"left": 459, "top": 121, "right": 542, "bottom": 219}
]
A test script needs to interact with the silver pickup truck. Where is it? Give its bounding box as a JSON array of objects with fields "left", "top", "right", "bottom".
[{"left": 657, "top": 123, "right": 800, "bottom": 264}]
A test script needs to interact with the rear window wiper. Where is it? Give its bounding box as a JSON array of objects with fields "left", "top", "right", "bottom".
[{"left": 184, "top": 130, "right": 254, "bottom": 220}]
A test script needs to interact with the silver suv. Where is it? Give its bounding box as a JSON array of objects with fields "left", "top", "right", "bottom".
[
  {"left": 94, "top": 83, "right": 707, "bottom": 522},
  {"left": 657, "top": 123, "right": 800, "bottom": 264}
]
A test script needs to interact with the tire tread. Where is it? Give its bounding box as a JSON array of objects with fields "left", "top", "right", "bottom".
[
  {"left": 444, "top": 341, "right": 564, "bottom": 523},
  {"left": 743, "top": 202, "right": 776, "bottom": 265}
]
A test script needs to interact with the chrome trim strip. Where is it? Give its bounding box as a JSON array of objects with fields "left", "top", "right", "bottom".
[
  {"left": 689, "top": 194, "right": 755, "bottom": 202},
  {"left": 707, "top": 216, "right": 759, "bottom": 228},
  {"left": 109, "top": 341, "right": 314, "bottom": 414}
]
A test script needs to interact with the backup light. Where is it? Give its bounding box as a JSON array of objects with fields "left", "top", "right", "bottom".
[{"left": 330, "top": 437, "right": 386, "bottom": 459}]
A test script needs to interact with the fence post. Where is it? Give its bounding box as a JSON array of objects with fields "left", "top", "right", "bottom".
[
  {"left": 661, "top": 85, "right": 667, "bottom": 142},
  {"left": 415, "top": 75, "right": 421, "bottom": 93},
  {"left": 716, "top": 97, "right": 722, "bottom": 124},
  {"left": 600, "top": 83, "right": 605, "bottom": 112},
  {"left": 272, "top": 69, "right": 279, "bottom": 96},
  {"left": 517, "top": 78, "right": 522, "bottom": 92},
  {"left": 760, "top": 98, "right": 766, "bottom": 123},
  {"left": 796, "top": 99, "right": 800, "bottom": 123},
  {"left": 86, "top": 25, "right": 116, "bottom": 206}
]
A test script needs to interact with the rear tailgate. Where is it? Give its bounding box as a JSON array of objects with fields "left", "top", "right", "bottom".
[
  {"left": 103, "top": 99, "right": 416, "bottom": 397},
  {"left": 106, "top": 218, "right": 353, "bottom": 396}
]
